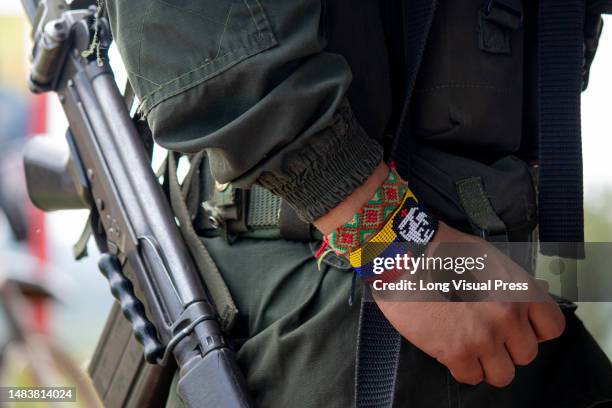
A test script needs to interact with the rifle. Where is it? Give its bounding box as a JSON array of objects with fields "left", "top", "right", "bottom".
[{"left": 19, "top": 1, "right": 253, "bottom": 406}]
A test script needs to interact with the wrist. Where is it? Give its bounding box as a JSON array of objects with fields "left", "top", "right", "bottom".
[
  {"left": 323, "top": 163, "right": 410, "bottom": 256},
  {"left": 313, "top": 161, "right": 389, "bottom": 235}
]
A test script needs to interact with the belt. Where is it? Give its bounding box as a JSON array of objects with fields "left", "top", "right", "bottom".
[{"left": 196, "top": 184, "right": 317, "bottom": 242}]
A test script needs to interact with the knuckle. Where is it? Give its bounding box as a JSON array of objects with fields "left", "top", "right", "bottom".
[
  {"left": 487, "top": 369, "right": 515, "bottom": 388},
  {"left": 467, "top": 377, "right": 484, "bottom": 386},
  {"left": 453, "top": 372, "right": 483, "bottom": 386},
  {"left": 553, "top": 316, "right": 567, "bottom": 337},
  {"left": 473, "top": 329, "right": 496, "bottom": 352},
  {"left": 498, "top": 304, "right": 521, "bottom": 326},
  {"left": 541, "top": 316, "right": 566, "bottom": 341},
  {"left": 447, "top": 345, "right": 472, "bottom": 362},
  {"left": 514, "top": 346, "right": 538, "bottom": 366}
]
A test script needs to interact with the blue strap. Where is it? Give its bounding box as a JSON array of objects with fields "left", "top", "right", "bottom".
[
  {"left": 355, "top": 297, "right": 402, "bottom": 408},
  {"left": 538, "top": 0, "right": 586, "bottom": 258},
  {"left": 357, "top": 0, "right": 437, "bottom": 406},
  {"left": 390, "top": 0, "right": 438, "bottom": 180}
]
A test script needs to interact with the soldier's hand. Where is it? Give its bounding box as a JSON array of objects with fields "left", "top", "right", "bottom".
[
  {"left": 373, "top": 222, "right": 566, "bottom": 388},
  {"left": 313, "top": 162, "right": 565, "bottom": 387}
]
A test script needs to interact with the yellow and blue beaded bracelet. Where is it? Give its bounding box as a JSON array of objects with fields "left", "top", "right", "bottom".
[{"left": 349, "top": 191, "right": 439, "bottom": 282}]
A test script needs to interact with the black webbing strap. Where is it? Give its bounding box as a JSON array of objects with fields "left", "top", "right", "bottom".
[
  {"left": 355, "top": 296, "right": 402, "bottom": 408},
  {"left": 355, "top": 1, "right": 437, "bottom": 407},
  {"left": 537, "top": 0, "right": 586, "bottom": 258},
  {"left": 390, "top": 0, "right": 438, "bottom": 179}
]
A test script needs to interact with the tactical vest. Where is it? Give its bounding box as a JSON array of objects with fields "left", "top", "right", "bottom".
[{"left": 325, "top": 0, "right": 610, "bottom": 261}]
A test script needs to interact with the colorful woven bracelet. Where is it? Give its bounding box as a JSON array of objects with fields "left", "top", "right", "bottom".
[
  {"left": 350, "top": 193, "right": 438, "bottom": 281},
  {"left": 323, "top": 164, "right": 439, "bottom": 282},
  {"left": 326, "top": 166, "right": 409, "bottom": 255}
]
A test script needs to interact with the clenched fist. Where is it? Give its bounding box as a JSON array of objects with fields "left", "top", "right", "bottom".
[{"left": 373, "top": 222, "right": 566, "bottom": 387}]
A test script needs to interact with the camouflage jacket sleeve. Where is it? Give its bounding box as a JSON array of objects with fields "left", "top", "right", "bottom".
[{"left": 106, "top": 0, "right": 383, "bottom": 222}]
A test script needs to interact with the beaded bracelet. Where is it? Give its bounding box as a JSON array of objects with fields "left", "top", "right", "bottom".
[
  {"left": 349, "top": 193, "right": 438, "bottom": 281},
  {"left": 323, "top": 165, "right": 439, "bottom": 282},
  {"left": 326, "top": 166, "right": 409, "bottom": 255}
]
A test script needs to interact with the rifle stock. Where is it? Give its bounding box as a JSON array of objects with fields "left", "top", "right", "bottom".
[{"left": 20, "top": 1, "right": 252, "bottom": 406}]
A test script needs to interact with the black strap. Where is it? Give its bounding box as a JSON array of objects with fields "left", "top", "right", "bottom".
[
  {"left": 355, "top": 1, "right": 437, "bottom": 407},
  {"left": 537, "top": 0, "right": 586, "bottom": 258},
  {"left": 390, "top": 0, "right": 438, "bottom": 180},
  {"left": 355, "top": 297, "right": 402, "bottom": 408}
]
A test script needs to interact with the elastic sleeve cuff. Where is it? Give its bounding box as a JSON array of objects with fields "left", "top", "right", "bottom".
[{"left": 257, "top": 103, "right": 384, "bottom": 223}]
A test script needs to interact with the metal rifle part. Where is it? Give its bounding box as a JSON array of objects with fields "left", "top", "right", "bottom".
[
  {"left": 20, "top": 1, "right": 253, "bottom": 406},
  {"left": 23, "top": 135, "right": 90, "bottom": 211}
]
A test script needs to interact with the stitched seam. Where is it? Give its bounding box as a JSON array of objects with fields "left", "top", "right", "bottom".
[
  {"left": 243, "top": 0, "right": 262, "bottom": 37},
  {"left": 140, "top": 49, "right": 234, "bottom": 106},
  {"left": 135, "top": 4, "right": 236, "bottom": 100},
  {"left": 128, "top": 70, "right": 160, "bottom": 86},
  {"left": 136, "top": 3, "right": 149, "bottom": 74},
  {"left": 135, "top": 0, "right": 277, "bottom": 113},
  {"left": 138, "top": 48, "right": 237, "bottom": 112},
  {"left": 214, "top": 4, "right": 234, "bottom": 59},
  {"left": 139, "top": 30, "right": 276, "bottom": 114}
]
